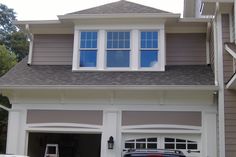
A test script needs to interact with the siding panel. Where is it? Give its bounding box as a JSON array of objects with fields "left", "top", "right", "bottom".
[
  {"left": 223, "top": 14, "right": 236, "bottom": 157},
  {"left": 32, "top": 34, "right": 73, "bottom": 65},
  {"left": 166, "top": 33, "right": 206, "bottom": 65}
]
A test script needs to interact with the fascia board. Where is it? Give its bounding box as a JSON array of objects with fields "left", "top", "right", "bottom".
[
  {"left": 58, "top": 13, "right": 180, "bottom": 20},
  {"left": 0, "top": 85, "right": 218, "bottom": 91}
]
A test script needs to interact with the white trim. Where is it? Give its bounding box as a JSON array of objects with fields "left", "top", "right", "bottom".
[
  {"left": 72, "top": 27, "right": 79, "bottom": 70},
  {"left": 58, "top": 13, "right": 180, "bottom": 20},
  {"left": 122, "top": 125, "right": 202, "bottom": 131},
  {"left": 26, "top": 123, "right": 102, "bottom": 129},
  {"left": 25, "top": 127, "right": 102, "bottom": 133},
  {"left": 216, "top": 13, "right": 226, "bottom": 157},
  {"left": 0, "top": 85, "right": 219, "bottom": 91},
  {"left": 121, "top": 129, "right": 202, "bottom": 134},
  {"left": 14, "top": 20, "right": 61, "bottom": 25}
]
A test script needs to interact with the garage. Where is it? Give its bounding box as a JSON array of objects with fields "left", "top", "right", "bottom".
[
  {"left": 122, "top": 134, "right": 201, "bottom": 157},
  {"left": 27, "top": 133, "right": 101, "bottom": 157}
]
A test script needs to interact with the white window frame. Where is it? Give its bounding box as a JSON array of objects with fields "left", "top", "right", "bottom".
[
  {"left": 139, "top": 30, "right": 161, "bottom": 70},
  {"left": 105, "top": 30, "right": 132, "bottom": 70},
  {"left": 78, "top": 31, "right": 98, "bottom": 69},
  {"left": 72, "top": 24, "right": 165, "bottom": 71}
]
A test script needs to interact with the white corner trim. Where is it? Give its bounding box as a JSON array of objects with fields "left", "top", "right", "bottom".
[{"left": 216, "top": 13, "right": 226, "bottom": 157}]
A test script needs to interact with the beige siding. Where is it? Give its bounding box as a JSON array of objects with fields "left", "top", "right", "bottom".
[
  {"left": 27, "top": 110, "right": 103, "bottom": 125},
  {"left": 222, "top": 14, "right": 234, "bottom": 83},
  {"left": 222, "top": 14, "right": 236, "bottom": 157},
  {"left": 166, "top": 33, "right": 206, "bottom": 65},
  {"left": 122, "top": 111, "right": 201, "bottom": 126},
  {"left": 32, "top": 34, "right": 73, "bottom": 65}
]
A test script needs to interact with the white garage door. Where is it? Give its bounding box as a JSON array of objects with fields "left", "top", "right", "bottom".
[{"left": 122, "top": 134, "right": 201, "bottom": 157}]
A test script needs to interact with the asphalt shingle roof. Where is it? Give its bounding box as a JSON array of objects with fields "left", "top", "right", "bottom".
[
  {"left": 0, "top": 58, "right": 214, "bottom": 86},
  {"left": 67, "top": 0, "right": 170, "bottom": 15}
]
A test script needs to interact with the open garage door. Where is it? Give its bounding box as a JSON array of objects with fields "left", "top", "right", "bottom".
[{"left": 28, "top": 133, "right": 101, "bottom": 157}]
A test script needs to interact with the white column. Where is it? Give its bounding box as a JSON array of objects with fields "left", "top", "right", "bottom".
[
  {"left": 203, "top": 111, "right": 217, "bottom": 157},
  {"left": 72, "top": 28, "right": 79, "bottom": 70},
  {"left": 216, "top": 12, "right": 226, "bottom": 157},
  {"left": 6, "top": 110, "right": 21, "bottom": 154},
  {"left": 159, "top": 28, "right": 165, "bottom": 71},
  {"left": 131, "top": 29, "right": 139, "bottom": 70},
  {"left": 101, "top": 110, "right": 120, "bottom": 157},
  {"left": 98, "top": 30, "right": 106, "bottom": 70}
]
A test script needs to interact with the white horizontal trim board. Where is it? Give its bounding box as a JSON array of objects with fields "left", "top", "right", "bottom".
[
  {"left": 121, "top": 129, "right": 202, "bottom": 134},
  {"left": 122, "top": 124, "right": 202, "bottom": 131},
  {"left": 27, "top": 123, "right": 102, "bottom": 129},
  {"left": 0, "top": 85, "right": 219, "bottom": 91},
  {"left": 13, "top": 104, "right": 217, "bottom": 112},
  {"left": 26, "top": 127, "right": 103, "bottom": 133}
]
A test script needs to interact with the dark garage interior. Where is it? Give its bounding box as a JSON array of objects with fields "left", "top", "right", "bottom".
[{"left": 27, "top": 133, "right": 101, "bottom": 157}]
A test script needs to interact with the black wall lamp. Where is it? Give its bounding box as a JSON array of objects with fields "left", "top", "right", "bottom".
[{"left": 107, "top": 136, "right": 114, "bottom": 149}]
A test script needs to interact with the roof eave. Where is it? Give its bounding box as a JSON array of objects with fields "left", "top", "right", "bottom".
[
  {"left": 0, "top": 85, "right": 218, "bottom": 91},
  {"left": 13, "top": 20, "right": 61, "bottom": 25},
  {"left": 58, "top": 13, "right": 181, "bottom": 20}
]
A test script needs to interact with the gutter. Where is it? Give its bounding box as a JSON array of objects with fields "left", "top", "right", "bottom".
[{"left": 0, "top": 85, "right": 219, "bottom": 91}]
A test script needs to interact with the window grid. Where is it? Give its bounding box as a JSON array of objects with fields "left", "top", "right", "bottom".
[
  {"left": 106, "top": 31, "right": 131, "bottom": 68},
  {"left": 79, "top": 31, "right": 98, "bottom": 68},
  {"left": 125, "top": 138, "right": 158, "bottom": 150},
  {"left": 107, "top": 31, "right": 130, "bottom": 50},
  {"left": 164, "top": 138, "right": 198, "bottom": 150},
  {"left": 140, "top": 31, "right": 159, "bottom": 68}
]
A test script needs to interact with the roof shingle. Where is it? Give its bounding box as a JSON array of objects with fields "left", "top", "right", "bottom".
[
  {"left": 0, "top": 58, "right": 215, "bottom": 86},
  {"left": 67, "top": 0, "right": 170, "bottom": 15}
]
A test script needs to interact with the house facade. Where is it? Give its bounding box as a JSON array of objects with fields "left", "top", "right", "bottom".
[
  {"left": 0, "top": 1, "right": 222, "bottom": 157},
  {"left": 184, "top": 1, "right": 236, "bottom": 157}
]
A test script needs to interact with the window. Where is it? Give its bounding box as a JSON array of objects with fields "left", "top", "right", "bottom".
[
  {"left": 164, "top": 138, "right": 198, "bottom": 150},
  {"left": 106, "top": 31, "right": 130, "bottom": 67},
  {"left": 79, "top": 31, "right": 97, "bottom": 67},
  {"left": 124, "top": 138, "right": 158, "bottom": 150},
  {"left": 140, "top": 31, "right": 158, "bottom": 68}
]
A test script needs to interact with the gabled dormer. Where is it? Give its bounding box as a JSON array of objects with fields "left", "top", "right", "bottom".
[
  {"left": 15, "top": 0, "right": 209, "bottom": 74},
  {"left": 58, "top": 0, "right": 180, "bottom": 71}
]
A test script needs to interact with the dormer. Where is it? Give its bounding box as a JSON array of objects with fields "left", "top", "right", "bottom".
[
  {"left": 57, "top": 0, "right": 180, "bottom": 71},
  {"left": 15, "top": 0, "right": 209, "bottom": 73}
]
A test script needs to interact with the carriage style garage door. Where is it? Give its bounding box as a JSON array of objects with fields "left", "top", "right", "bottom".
[{"left": 123, "top": 134, "right": 201, "bottom": 157}]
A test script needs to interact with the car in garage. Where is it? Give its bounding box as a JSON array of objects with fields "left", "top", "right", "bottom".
[{"left": 123, "top": 149, "right": 186, "bottom": 157}]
